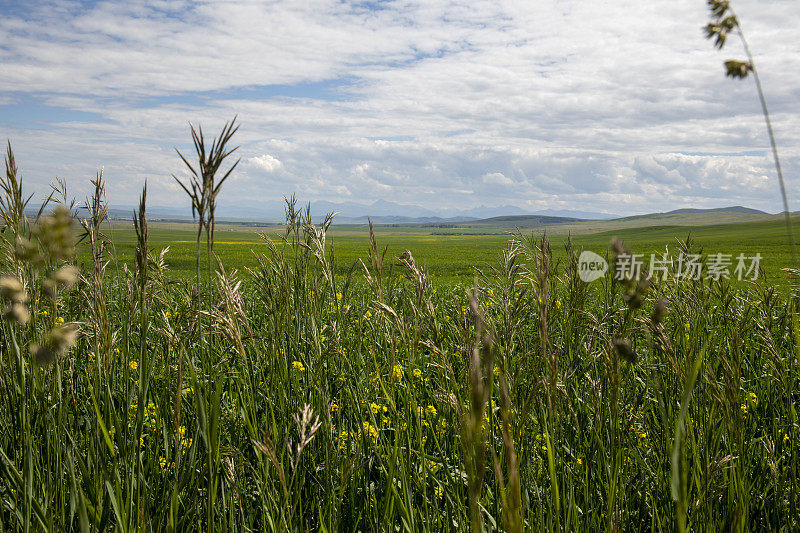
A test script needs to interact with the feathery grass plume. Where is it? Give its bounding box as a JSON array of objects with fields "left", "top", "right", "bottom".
[
  {"left": 395, "top": 249, "right": 428, "bottom": 310},
  {"left": 205, "top": 260, "right": 253, "bottom": 364},
  {"left": 301, "top": 209, "right": 337, "bottom": 289},
  {"left": 78, "top": 171, "right": 114, "bottom": 366},
  {"left": 490, "top": 371, "right": 523, "bottom": 533},
  {"left": 704, "top": 0, "right": 796, "bottom": 265},
  {"left": 360, "top": 218, "right": 389, "bottom": 303},
  {"left": 0, "top": 276, "right": 29, "bottom": 325},
  {"left": 475, "top": 239, "right": 528, "bottom": 368},
  {"left": 461, "top": 287, "right": 495, "bottom": 533},
  {"left": 133, "top": 183, "right": 149, "bottom": 300},
  {"left": 0, "top": 142, "right": 33, "bottom": 273},
  {"left": 173, "top": 117, "right": 240, "bottom": 286},
  {"left": 9, "top": 205, "right": 80, "bottom": 366}
]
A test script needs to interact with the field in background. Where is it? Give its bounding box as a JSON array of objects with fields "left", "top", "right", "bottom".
[{"left": 98, "top": 214, "right": 799, "bottom": 287}]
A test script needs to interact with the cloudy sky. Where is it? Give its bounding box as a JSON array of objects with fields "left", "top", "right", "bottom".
[{"left": 1, "top": 0, "right": 799, "bottom": 216}]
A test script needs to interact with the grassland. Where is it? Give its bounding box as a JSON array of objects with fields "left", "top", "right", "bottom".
[
  {"left": 98, "top": 214, "right": 799, "bottom": 288},
  {"left": 2, "top": 201, "right": 799, "bottom": 531},
  {"left": 1, "top": 133, "right": 799, "bottom": 532}
]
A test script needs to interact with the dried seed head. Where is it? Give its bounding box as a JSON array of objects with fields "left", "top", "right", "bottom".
[
  {"left": 34, "top": 206, "right": 76, "bottom": 262},
  {"left": 2, "top": 302, "right": 30, "bottom": 325},
  {"left": 623, "top": 277, "right": 650, "bottom": 309},
  {"left": 44, "top": 265, "right": 81, "bottom": 297},
  {"left": 30, "top": 344, "right": 57, "bottom": 366},
  {"left": 31, "top": 323, "right": 79, "bottom": 366},
  {"left": 650, "top": 298, "right": 667, "bottom": 325},
  {"left": 0, "top": 276, "right": 27, "bottom": 303},
  {"left": 613, "top": 337, "right": 637, "bottom": 364},
  {"left": 610, "top": 238, "right": 627, "bottom": 260},
  {"left": 724, "top": 59, "right": 752, "bottom": 79},
  {"left": 52, "top": 265, "right": 80, "bottom": 287},
  {"left": 14, "top": 237, "right": 43, "bottom": 265}
]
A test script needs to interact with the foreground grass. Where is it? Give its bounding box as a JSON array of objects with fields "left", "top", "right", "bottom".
[{"left": 1, "top": 204, "right": 798, "bottom": 531}]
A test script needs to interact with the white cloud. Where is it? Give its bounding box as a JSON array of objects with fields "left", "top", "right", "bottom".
[
  {"left": 483, "top": 172, "right": 513, "bottom": 185},
  {"left": 248, "top": 154, "right": 282, "bottom": 172},
  {"left": 2, "top": 0, "right": 800, "bottom": 214}
]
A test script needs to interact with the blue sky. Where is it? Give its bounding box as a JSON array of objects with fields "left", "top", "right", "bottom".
[{"left": 1, "top": 0, "right": 799, "bottom": 215}]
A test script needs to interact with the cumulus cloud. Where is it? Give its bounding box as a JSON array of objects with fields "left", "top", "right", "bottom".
[
  {"left": 248, "top": 154, "right": 282, "bottom": 172},
  {"left": 1, "top": 0, "right": 799, "bottom": 214},
  {"left": 483, "top": 172, "right": 513, "bottom": 185}
]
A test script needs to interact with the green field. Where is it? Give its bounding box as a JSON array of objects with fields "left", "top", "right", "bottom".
[
  {"left": 97, "top": 215, "right": 798, "bottom": 287},
  {"left": 2, "top": 200, "right": 799, "bottom": 531}
]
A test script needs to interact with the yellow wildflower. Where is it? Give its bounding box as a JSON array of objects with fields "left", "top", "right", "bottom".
[
  {"left": 434, "top": 485, "right": 443, "bottom": 500},
  {"left": 129, "top": 361, "right": 138, "bottom": 371},
  {"left": 158, "top": 457, "right": 173, "bottom": 473},
  {"left": 292, "top": 361, "right": 305, "bottom": 372},
  {"left": 426, "top": 405, "right": 437, "bottom": 417},
  {"left": 392, "top": 364, "right": 404, "bottom": 381},
  {"left": 747, "top": 392, "right": 758, "bottom": 406},
  {"left": 362, "top": 421, "right": 378, "bottom": 441},
  {"left": 331, "top": 403, "right": 340, "bottom": 413}
]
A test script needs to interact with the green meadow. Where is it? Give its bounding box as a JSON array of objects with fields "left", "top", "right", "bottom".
[
  {"left": 98, "top": 215, "right": 798, "bottom": 288},
  {"left": 3, "top": 183, "right": 800, "bottom": 531}
]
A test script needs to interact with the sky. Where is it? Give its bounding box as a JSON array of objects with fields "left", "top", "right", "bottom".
[{"left": 1, "top": 0, "right": 799, "bottom": 217}]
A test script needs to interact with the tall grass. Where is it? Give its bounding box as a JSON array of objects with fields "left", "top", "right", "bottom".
[{"left": 0, "top": 138, "right": 798, "bottom": 531}]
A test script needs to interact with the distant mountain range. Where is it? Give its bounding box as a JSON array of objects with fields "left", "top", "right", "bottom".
[
  {"left": 98, "top": 201, "right": 772, "bottom": 226},
  {"left": 104, "top": 199, "right": 621, "bottom": 224},
  {"left": 614, "top": 205, "right": 768, "bottom": 222}
]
